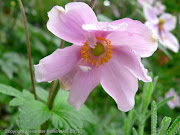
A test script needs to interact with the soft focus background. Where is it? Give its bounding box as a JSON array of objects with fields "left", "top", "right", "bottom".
[{"left": 0, "top": 0, "right": 180, "bottom": 134}]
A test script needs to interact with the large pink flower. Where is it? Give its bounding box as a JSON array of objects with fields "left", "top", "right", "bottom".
[
  {"left": 34, "top": 2, "right": 157, "bottom": 112},
  {"left": 143, "top": 4, "right": 179, "bottom": 53}
]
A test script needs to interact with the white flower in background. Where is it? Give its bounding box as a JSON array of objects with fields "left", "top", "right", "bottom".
[{"left": 165, "top": 88, "right": 180, "bottom": 109}]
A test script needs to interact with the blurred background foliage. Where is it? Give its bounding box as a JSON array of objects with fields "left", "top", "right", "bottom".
[{"left": 0, "top": 0, "right": 180, "bottom": 134}]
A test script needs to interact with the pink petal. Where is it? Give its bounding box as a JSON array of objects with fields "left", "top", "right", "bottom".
[
  {"left": 154, "top": 1, "right": 166, "bottom": 15},
  {"left": 34, "top": 45, "right": 81, "bottom": 82},
  {"left": 160, "top": 13, "right": 176, "bottom": 31},
  {"left": 159, "top": 31, "right": 179, "bottom": 53},
  {"left": 113, "top": 46, "right": 152, "bottom": 82},
  {"left": 59, "top": 67, "right": 78, "bottom": 90},
  {"left": 111, "top": 18, "right": 158, "bottom": 57},
  {"left": 68, "top": 67, "right": 101, "bottom": 110},
  {"left": 47, "top": 2, "right": 97, "bottom": 45},
  {"left": 143, "top": 4, "right": 158, "bottom": 23},
  {"left": 100, "top": 58, "right": 138, "bottom": 112}
]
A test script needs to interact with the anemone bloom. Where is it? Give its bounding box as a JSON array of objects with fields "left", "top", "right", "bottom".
[
  {"left": 143, "top": 4, "right": 179, "bottom": 53},
  {"left": 165, "top": 88, "right": 180, "bottom": 109},
  {"left": 35, "top": 2, "right": 157, "bottom": 112}
]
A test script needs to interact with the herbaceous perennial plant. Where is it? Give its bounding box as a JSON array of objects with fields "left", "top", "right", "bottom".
[{"left": 35, "top": 2, "right": 158, "bottom": 112}]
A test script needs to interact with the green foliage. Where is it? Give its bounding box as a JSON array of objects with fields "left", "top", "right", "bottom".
[
  {"left": 166, "top": 116, "right": 180, "bottom": 135},
  {"left": 0, "top": 84, "right": 98, "bottom": 131},
  {"left": 158, "top": 116, "right": 171, "bottom": 135},
  {"left": 19, "top": 100, "right": 51, "bottom": 129},
  {"left": 52, "top": 90, "right": 98, "bottom": 130},
  {"left": 132, "top": 127, "right": 138, "bottom": 135},
  {"left": 141, "top": 82, "right": 153, "bottom": 115},
  {"left": 151, "top": 101, "right": 157, "bottom": 135},
  {"left": 0, "top": 84, "right": 22, "bottom": 98}
]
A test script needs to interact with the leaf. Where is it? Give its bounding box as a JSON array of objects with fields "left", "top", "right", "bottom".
[
  {"left": 166, "top": 116, "right": 180, "bottom": 135},
  {"left": 0, "top": 84, "right": 22, "bottom": 98},
  {"left": 9, "top": 89, "right": 35, "bottom": 107},
  {"left": 151, "top": 101, "right": 157, "bottom": 135},
  {"left": 158, "top": 116, "right": 171, "bottom": 135},
  {"left": 145, "top": 96, "right": 174, "bottom": 120},
  {"left": 9, "top": 97, "right": 24, "bottom": 106},
  {"left": 19, "top": 100, "right": 51, "bottom": 129},
  {"left": 152, "top": 76, "right": 159, "bottom": 93},
  {"left": 132, "top": 127, "right": 138, "bottom": 135},
  {"left": 52, "top": 90, "right": 98, "bottom": 130},
  {"left": 36, "top": 86, "right": 48, "bottom": 103},
  {"left": 141, "top": 82, "right": 153, "bottom": 114}
]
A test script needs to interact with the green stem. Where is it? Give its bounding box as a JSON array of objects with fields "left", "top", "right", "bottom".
[
  {"left": 18, "top": 0, "right": 37, "bottom": 100},
  {"left": 48, "top": 80, "right": 60, "bottom": 110},
  {"left": 60, "top": 39, "right": 65, "bottom": 49},
  {"left": 40, "top": 80, "right": 60, "bottom": 135},
  {"left": 139, "top": 124, "right": 144, "bottom": 135},
  {"left": 89, "top": 0, "right": 96, "bottom": 8}
]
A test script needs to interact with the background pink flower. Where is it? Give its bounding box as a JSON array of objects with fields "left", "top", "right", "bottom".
[
  {"left": 35, "top": 2, "right": 157, "bottom": 112},
  {"left": 165, "top": 88, "right": 180, "bottom": 109},
  {"left": 143, "top": 4, "right": 179, "bottom": 53}
]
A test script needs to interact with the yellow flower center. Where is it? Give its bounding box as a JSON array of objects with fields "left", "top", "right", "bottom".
[
  {"left": 81, "top": 37, "right": 114, "bottom": 67},
  {"left": 158, "top": 18, "right": 165, "bottom": 32},
  {"left": 91, "top": 43, "right": 104, "bottom": 56}
]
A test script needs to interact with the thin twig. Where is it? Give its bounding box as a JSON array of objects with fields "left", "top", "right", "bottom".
[
  {"left": 18, "top": 0, "right": 37, "bottom": 100},
  {"left": 89, "top": 0, "right": 96, "bottom": 8},
  {"left": 60, "top": 39, "right": 65, "bottom": 48}
]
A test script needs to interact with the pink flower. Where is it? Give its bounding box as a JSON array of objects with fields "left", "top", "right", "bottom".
[
  {"left": 165, "top": 88, "right": 180, "bottom": 109},
  {"left": 143, "top": 4, "right": 179, "bottom": 53},
  {"left": 138, "top": 0, "right": 154, "bottom": 5},
  {"left": 34, "top": 2, "right": 157, "bottom": 112},
  {"left": 153, "top": 1, "right": 166, "bottom": 15}
]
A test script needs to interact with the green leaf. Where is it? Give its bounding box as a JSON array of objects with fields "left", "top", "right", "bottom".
[
  {"left": 145, "top": 96, "right": 174, "bottom": 120},
  {"left": 141, "top": 82, "right": 153, "bottom": 114},
  {"left": 52, "top": 90, "right": 98, "bottom": 130},
  {"left": 132, "top": 127, "right": 138, "bottom": 135},
  {"left": 0, "top": 84, "right": 22, "bottom": 98},
  {"left": 36, "top": 86, "right": 48, "bottom": 103},
  {"left": 158, "top": 116, "right": 171, "bottom": 135},
  {"left": 151, "top": 101, "right": 157, "bottom": 135},
  {"left": 9, "top": 89, "right": 34, "bottom": 106},
  {"left": 9, "top": 97, "right": 24, "bottom": 106},
  {"left": 19, "top": 100, "right": 51, "bottom": 129},
  {"left": 166, "top": 116, "right": 180, "bottom": 135},
  {"left": 152, "top": 76, "right": 159, "bottom": 93}
]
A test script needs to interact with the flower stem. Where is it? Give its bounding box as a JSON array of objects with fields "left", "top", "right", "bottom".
[
  {"left": 17, "top": 0, "right": 37, "bottom": 100},
  {"left": 40, "top": 80, "right": 60, "bottom": 135},
  {"left": 89, "top": 0, "right": 96, "bottom": 8},
  {"left": 48, "top": 80, "right": 60, "bottom": 110},
  {"left": 60, "top": 39, "right": 65, "bottom": 48}
]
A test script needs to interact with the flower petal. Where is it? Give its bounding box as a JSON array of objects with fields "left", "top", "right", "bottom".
[
  {"left": 100, "top": 58, "right": 138, "bottom": 112},
  {"left": 143, "top": 4, "right": 158, "bottom": 23},
  {"left": 34, "top": 45, "right": 81, "bottom": 82},
  {"left": 160, "top": 13, "right": 176, "bottom": 31},
  {"left": 82, "top": 22, "right": 128, "bottom": 38},
  {"left": 47, "top": 2, "right": 97, "bottom": 44},
  {"left": 113, "top": 46, "right": 152, "bottom": 82},
  {"left": 68, "top": 67, "right": 101, "bottom": 110},
  {"left": 159, "top": 31, "right": 179, "bottom": 53},
  {"left": 111, "top": 18, "right": 158, "bottom": 57}
]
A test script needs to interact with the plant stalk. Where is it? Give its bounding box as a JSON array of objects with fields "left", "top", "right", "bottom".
[
  {"left": 18, "top": 0, "right": 37, "bottom": 100},
  {"left": 89, "top": 0, "right": 96, "bottom": 8}
]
